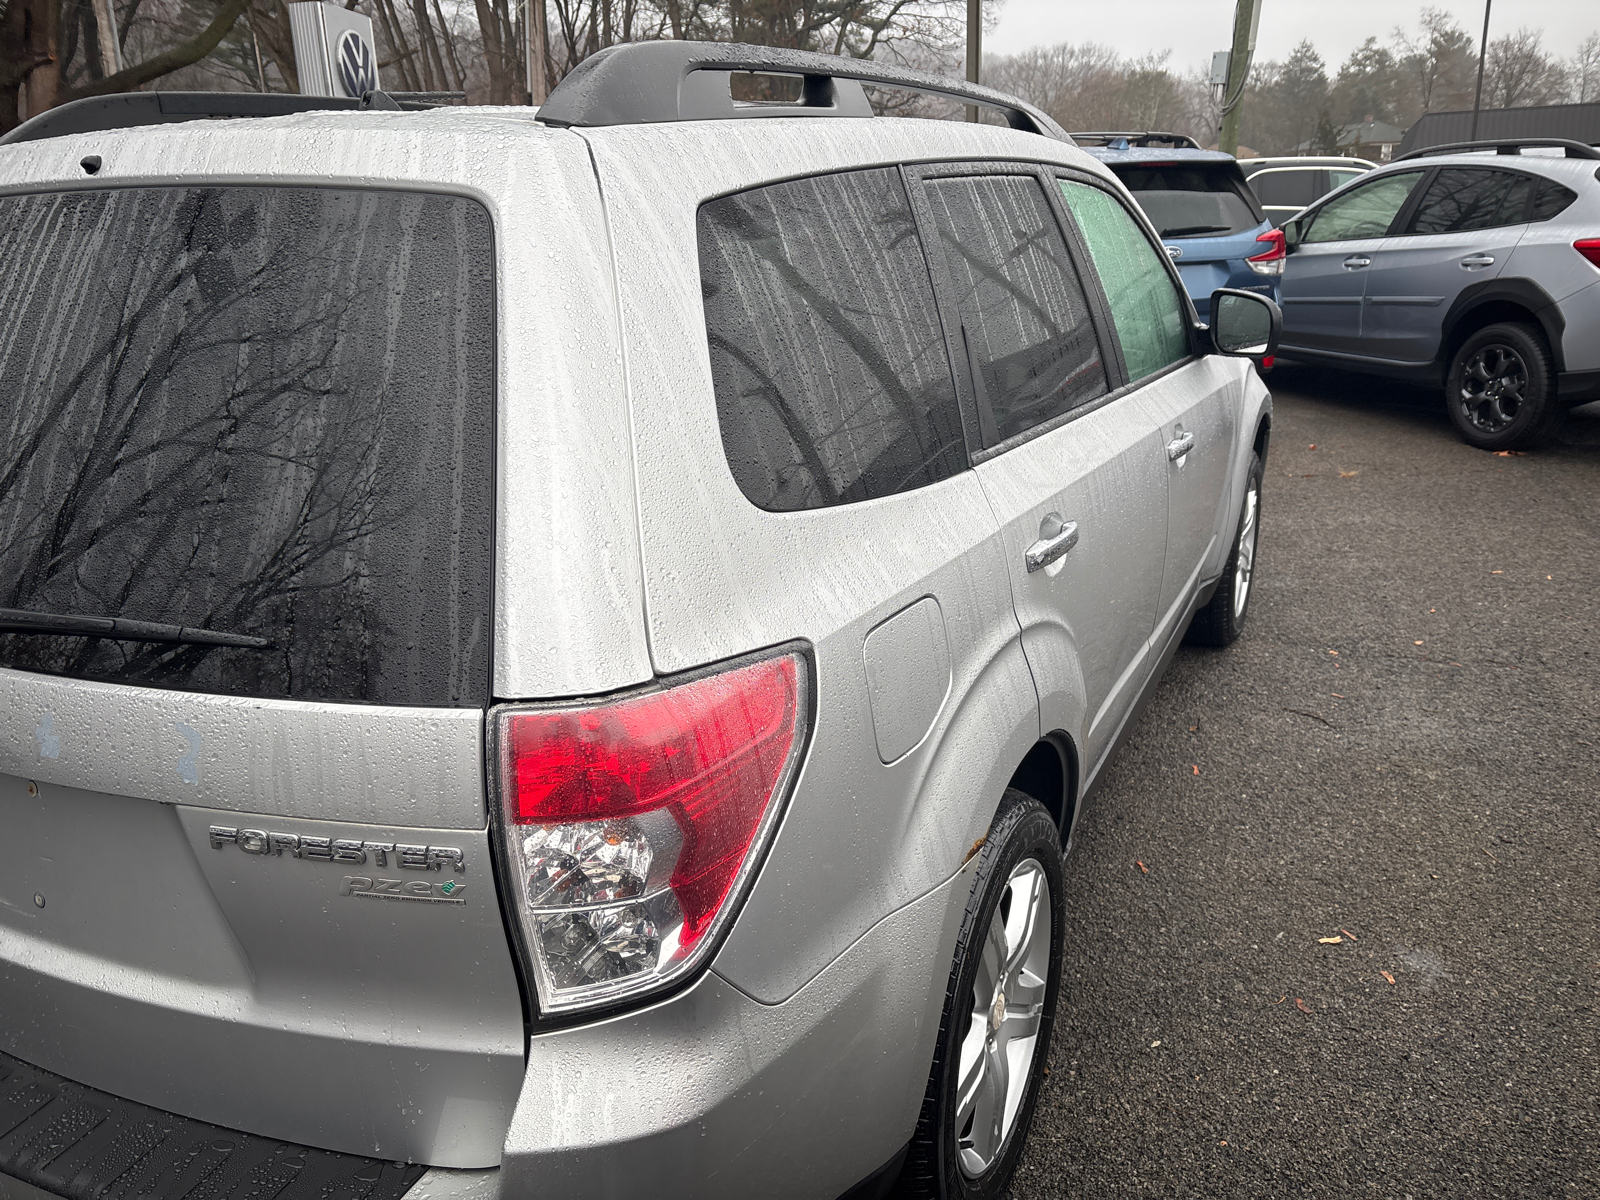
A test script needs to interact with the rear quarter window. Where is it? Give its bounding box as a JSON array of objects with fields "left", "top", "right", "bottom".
[
  {"left": 0, "top": 186, "right": 495, "bottom": 706},
  {"left": 698, "top": 167, "right": 966, "bottom": 512}
]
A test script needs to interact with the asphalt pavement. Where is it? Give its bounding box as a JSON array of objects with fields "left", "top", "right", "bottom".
[{"left": 1010, "top": 364, "right": 1600, "bottom": 1199}]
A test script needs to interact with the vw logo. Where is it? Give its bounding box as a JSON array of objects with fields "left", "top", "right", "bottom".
[{"left": 336, "top": 29, "right": 377, "bottom": 98}]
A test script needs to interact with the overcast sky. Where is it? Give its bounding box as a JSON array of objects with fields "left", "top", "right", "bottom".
[{"left": 987, "top": 1, "right": 1598, "bottom": 72}]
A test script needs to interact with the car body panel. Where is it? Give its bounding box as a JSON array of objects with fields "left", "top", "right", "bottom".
[
  {"left": 0, "top": 771, "right": 524, "bottom": 1167},
  {"left": 1279, "top": 233, "right": 1384, "bottom": 353},
  {"left": 500, "top": 865, "right": 968, "bottom": 1200},
  {"left": 974, "top": 401, "right": 1167, "bottom": 775},
  {"left": 1362, "top": 224, "right": 1524, "bottom": 363}
]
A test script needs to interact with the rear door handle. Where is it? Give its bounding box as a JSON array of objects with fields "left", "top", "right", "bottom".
[
  {"left": 1460, "top": 254, "right": 1495, "bottom": 267},
  {"left": 1343, "top": 255, "right": 1372, "bottom": 269},
  {"left": 1025, "top": 515, "right": 1079, "bottom": 573},
  {"left": 1167, "top": 431, "right": 1196, "bottom": 461}
]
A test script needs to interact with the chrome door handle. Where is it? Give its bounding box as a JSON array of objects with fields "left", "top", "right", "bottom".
[
  {"left": 1025, "top": 516, "right": 1079, "bottom": 573},
  {"left": 1460, "top": 254, "right": 1495, "bottom": 267},
  {"left": 1343, "top": 255, "right": 1372, "bottom": 269},
  {"left": 1166, "top": 431, "right": 1196, "bottom": 461}
]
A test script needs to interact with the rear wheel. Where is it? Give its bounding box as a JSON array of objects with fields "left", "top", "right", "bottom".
[
  {"left": 1445, "top": 322, "right": 1562, "bottom": 451},
  {"left": 896, "top": 790, "right": 1064, "bottom": 1199}
]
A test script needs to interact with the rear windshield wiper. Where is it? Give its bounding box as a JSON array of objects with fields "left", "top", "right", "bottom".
[
  {"left": 0, "top": 607, "right": 271, "bottom": 648},
  {"left": 1159, "top": 224, "right": 1232, "bottom": 237}
]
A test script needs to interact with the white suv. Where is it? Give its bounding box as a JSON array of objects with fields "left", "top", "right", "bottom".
[{"left": 0, "top": 43, "right": 1276, "bottom": 1200}]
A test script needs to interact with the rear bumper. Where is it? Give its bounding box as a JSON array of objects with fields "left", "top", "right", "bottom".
[
  {"left": 489, "top": 865, "right": 968, "bottom": 1200},
  {"left": 0, "top": 1051, "right": 422, "bottom": 1200}
]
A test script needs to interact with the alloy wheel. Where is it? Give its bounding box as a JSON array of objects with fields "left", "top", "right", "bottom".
[
  {"left": 1457, "top": 344, "right": 1528, "bottom": 434},
  {"left": 955, "top": 859, "right": 1052, "bottom": 1178},
  {"left": 1233, "top": 483, "right": 1259, "bottom": 622}
]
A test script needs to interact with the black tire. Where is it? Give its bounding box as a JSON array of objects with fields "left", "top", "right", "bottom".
[
  {"left": 1186, "top": 449, "right": 1263, "bottom": 648},
  {"left": 896, "top": 789, "right": 1065, "bottom": 1200},
  {"left": 1444, "top": 322, "right": 1563, "bottom": 451}
]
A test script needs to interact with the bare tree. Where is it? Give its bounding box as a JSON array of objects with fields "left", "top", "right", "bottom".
[
  {"left": 1482, "top": 26, "right": 1569, "bottom": 110},
  {"left": 1571, "top": 32, "right": 1600, "bottom": 104}
]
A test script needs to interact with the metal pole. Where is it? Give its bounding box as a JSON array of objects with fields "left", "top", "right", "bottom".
[
  {"left": 1217, "top": 0, "right": 1261, "bottom": 155},
  {"left": 1471, "top": 0, "right": 1491, "bottom": 141},
  {"left": 965, "top": 0, "right": 981, "bottom": 123}
]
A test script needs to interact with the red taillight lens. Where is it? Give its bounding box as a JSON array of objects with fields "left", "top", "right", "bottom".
[
  {"left": 1247, "top": 228, "right": 1286, "bottom": 276},
  {"left": 496, "top": 651, "right": 806, "bottom": 1013},
  {"left": 1575, "top": 239, "right": 1600, "bottom": 270}
]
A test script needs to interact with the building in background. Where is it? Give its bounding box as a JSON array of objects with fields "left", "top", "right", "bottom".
[{"left": 1399, "top": 103, "right": 1600, "bottom": 155}]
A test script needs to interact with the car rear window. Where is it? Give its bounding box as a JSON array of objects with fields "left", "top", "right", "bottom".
[
  {"left": 0, "top": 186, "right": 495, "bottom": 706},
  {"left": 1109, "top": 163, "right": 1263, "bottom": 239}
]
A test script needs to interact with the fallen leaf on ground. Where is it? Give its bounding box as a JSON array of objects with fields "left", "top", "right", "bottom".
[
  {"left": 1318, "top": 936, "right": 1343, "bottom": 944},
  {"left": 1414, "top": 640, "right": 1424, "bottom": 645},
  {"left": 1220, "top": 1140, "right": 1229, "bottom": 1146},
  {"left": 1273, "top": 995, "right": 1287, "bottom": 1005},
  {"left": 1491, "top": 570, "right": 1504, "bottom": 575},
  {"left": 1192, "top": 764, "right": 1200, "bottom": 775},
  {"left": 1295, "top": 998, "right": 1313, "bottom": 1015},
  {"left": 1308, "top": 444, "right": 1316, "bottom": 450},
  {"left": 1380, "top": 971, "right": 1396, "bottom": 985},
  {"left": 1135, "top": 860, "right": 1149, "bottom": 874},
  {"left": 1340, "top": 470, "right": 1359, "bottom": 478},
  {"left": 1332, "top": 692, "right": 1344, "bottom": 698},
  {"left": 1547, "top": 575, "right": 1553, "bottom": 580},
  {"left": 1492, "top": 450, "right": 1525, "bottom": 456},
  {"left": 1340, "top": 928, "right": 1357, "bottom": 941},
  {"left": 1328, "top": 649, "right": 1339, "bottom": 656}
]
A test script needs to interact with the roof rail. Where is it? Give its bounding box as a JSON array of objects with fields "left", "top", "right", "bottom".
[
  {"left": 535, "top": 41, "right": 1067, "bottom": 140},
  {"left": 1069, "top": 131, "right": 1202, "bottom": 150},
  {"left": 1393, "top": 137, "right": 1600, "bottom": 162},
  {"left": 0, "top": 90, "right": 457, "bottom": 147}
]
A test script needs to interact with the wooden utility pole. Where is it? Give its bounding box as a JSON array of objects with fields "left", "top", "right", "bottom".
[
  {"left": 965, "top": 0, "right": 980, "bottom": 123},
  {"left": 1217, "top": 0, "right": 1262, "bottom": 155},
  {"left": 1470, "top": 0, "right": 1492, "bottom": 140},
  {"left": 526, "top": 0, "right": 547, "bottom": 104}
]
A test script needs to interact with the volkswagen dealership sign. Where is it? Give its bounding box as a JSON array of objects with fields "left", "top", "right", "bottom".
[{"left": 289, "top": 2, "right": 381, "bottom": 98}]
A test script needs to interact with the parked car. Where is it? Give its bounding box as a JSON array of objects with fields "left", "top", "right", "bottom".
[
  {"left": 1239, "top": 155, "right": 1376, "bottom": 226},
  {"left": 1074, "top": 132, "right": 1285, "bottom": 323},
  {"left": 1276, "top": 138, "right": 1600, "bottom": 450},
  {"left": 0, "top": 46, "right": 1277, "bottom": 1200}
]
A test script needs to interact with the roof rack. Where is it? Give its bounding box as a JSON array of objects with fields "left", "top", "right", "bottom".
[
  {"left": 535, "top": 41, "right": 1066, "bottom": 139},
  {"left": 1393, "top": 137, "right": 1600, "bottom": 162},
  {"left": 1069, "top": 131, "right": 1202, "bottom": 150},
  {"left": 0, "top": 90, "right": 459, "bottom": 147}
]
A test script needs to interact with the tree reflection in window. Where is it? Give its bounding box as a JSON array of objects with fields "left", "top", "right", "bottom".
[
  {"left": 699, "top": 168, "right": 966, "bottom": 512},
  {"left": 0, "top": 187, "right": 495, "bottom": 705}
]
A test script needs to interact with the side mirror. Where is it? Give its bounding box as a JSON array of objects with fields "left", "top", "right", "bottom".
[
  {"left": 1209, "top": 288, "right": 1281, "bottom": 358},
  {"left": 1282, "top": 216, "right": 1303, "bottom": 251}
]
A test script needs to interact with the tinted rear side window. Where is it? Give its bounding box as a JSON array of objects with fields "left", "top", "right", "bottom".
[
  {"left": 923, "top": 175, "right": 1107, "bottom": 443},
  {"left": 1110, "top": 163, "right": 1263, "bottom": 238},
  {"left": 1409, "top": 168, "right": 1535, "bottom": 234},
  {"left": 1531, "top": 179, "right": 1578, "bottom": 222},
  {"left": 1250, "top": 169, "right": 1319, "bottom": 208},
  {"left": 699, "top": 168, "right": 965, "bottom": 512},
  {"left": 0, "top": 187, "right": 494, "bottom": 706}
]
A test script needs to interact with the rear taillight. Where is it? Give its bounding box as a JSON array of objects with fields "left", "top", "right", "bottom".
[
  {"left": 1247, "top": 228, "right": 1286, "bottom": 276},
  {"left": 494, "top": 650, "right": 808, "bottom": 1014},
  {"left": 1575, "top": 239, "right": 1600, "bottom": 270}
]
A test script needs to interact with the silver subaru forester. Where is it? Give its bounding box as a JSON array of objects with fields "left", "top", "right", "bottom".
[{"left": 0, "top": 43, "right": 1275, "bottom": 1200}]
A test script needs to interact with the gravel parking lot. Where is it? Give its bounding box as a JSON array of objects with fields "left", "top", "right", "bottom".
[{"left": 1011, "top": 364, "right": 1600, "bottom": 1199}]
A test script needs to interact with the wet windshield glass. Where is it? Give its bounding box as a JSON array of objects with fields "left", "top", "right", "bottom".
[
  {"left": 0, "top": 187, "right": 495, "bottom": 705},
  {"left": 1111, "top": 164, "right": 1262, "bottom": 238}
]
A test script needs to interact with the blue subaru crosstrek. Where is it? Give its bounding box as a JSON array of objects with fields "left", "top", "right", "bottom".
[{"left": 1075, "top": 132, "right": 1284, "bottom": 325}]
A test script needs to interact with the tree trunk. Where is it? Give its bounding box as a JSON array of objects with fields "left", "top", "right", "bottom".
[
  {"left": 63, "top": 0, "right": 250, "bottom": 102},
  {"left": 3, "top": 0, "right": 64, "bottom": 131}
]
